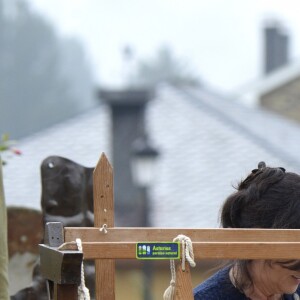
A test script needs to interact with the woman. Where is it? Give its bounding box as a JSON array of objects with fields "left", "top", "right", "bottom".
[{"left": 194, "top": 162, "right": 300, "bottom": 300}]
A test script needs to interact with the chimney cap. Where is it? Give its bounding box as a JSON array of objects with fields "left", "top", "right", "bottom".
[
  {"left": 263, "top": 18, "right": 289, "bottom": 34},
  {"left": 98, "top": 88, "right": 154, "bottom": 106}
]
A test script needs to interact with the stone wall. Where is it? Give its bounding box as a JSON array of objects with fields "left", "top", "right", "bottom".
[{"left": 260, "top": 76, "right": 300, "bottom": 123}]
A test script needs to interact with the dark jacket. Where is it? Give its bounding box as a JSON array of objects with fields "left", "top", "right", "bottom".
[{"left": 194, "top": 266, "right": 300, "bottom": 300}]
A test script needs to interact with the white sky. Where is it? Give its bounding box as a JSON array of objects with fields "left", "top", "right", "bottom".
[{"left": 26, "top": 0, "right": 300, "bottom": 93}]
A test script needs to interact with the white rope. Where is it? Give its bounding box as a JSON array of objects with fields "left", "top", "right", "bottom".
[
  {"left": 163, "top": 235, "right": 196, "bottom": 300},
  {"left": 99, "top": 223, "right": 108, "bottom": 234},
  {"left": 76, "top": 238, "right": 90, "bottom": 300},
  {"left": 174, "top": 234, "right": 196, "bottom": 269}
]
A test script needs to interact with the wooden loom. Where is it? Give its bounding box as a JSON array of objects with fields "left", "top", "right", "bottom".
[{"left": 39, "top": 153, "right": 300, "bottom": 299}]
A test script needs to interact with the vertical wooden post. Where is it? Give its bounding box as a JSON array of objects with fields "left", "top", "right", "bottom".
[
  {"left": 54, "top": 284, "right": 78, "bottom": 299},
  {"left": 93, "top": 153, "right": 115, "bottom": 300},
  {"left": 174, "top": 263, "right": 194, "bottom": 300}
]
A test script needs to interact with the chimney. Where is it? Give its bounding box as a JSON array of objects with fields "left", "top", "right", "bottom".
[
  {"left": 263, "top": 21, "right": 289, "bottom": 74},
  {"left": 99, "top": 88, "right": 153, "bottom": 226}
]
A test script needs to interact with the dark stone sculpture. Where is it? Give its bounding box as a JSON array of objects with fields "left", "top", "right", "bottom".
[{"left": 41, "top": 156, "right": 94, "bottom": 227}]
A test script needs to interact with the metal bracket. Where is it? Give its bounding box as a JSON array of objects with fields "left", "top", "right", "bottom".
[{"left": 44, "top": 222, "right": 64, "bottom": 247}]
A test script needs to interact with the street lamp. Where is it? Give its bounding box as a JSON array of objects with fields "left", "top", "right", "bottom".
[{"left": 131, "top": 135, "right": 159, "bottom": 300}]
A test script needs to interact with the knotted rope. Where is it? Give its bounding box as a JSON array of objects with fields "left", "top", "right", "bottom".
[
  {"left": 76, "top": 238, "right": 90, "bottom": 300},
  {"left": 163, "top": 235, "right": 196, "bottom": 300},
  {"left": 99, "top": 223, "right": 108, "bottom": 234}
]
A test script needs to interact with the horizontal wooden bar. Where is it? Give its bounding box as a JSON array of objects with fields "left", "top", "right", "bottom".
[
  {"left": 64, "top": 227, "right": 300, "bottom": 243},
  {"left": 61, "top": 241, "right": 300, "bottom": 260}
]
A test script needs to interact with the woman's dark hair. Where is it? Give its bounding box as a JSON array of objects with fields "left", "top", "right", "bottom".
[
  {"left": 221, "top": 162, "right": 300, "bottom": 229},
  {"left": 220, "top": 162, "right": 300, "bottom": 291}
]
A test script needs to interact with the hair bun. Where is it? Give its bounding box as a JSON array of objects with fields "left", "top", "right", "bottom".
[{"left": 258, "top": 161, "right": 266, "bottom": 169}]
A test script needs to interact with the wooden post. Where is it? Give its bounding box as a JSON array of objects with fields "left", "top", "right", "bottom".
[
  {"left": 93, "top": 153, "right": 115, "bottom": 300},
  {"left": 174, "top": 263, "right": 194, "bottom": 300},
  {"left": 54, "top": 284, "right": 78, "bottom": 299}
]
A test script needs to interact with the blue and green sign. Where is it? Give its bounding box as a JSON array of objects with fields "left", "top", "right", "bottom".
[{"left": 136, "top": 242, "right": 180, "bottom": 260}]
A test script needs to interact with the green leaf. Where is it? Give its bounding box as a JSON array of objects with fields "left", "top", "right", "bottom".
[{"left": 0, "top": 145, "right": 9, "bottom": 152}]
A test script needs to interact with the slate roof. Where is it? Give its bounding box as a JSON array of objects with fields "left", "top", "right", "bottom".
[{"left": 3, "top": 84, "right": 300, "bottom": 228}]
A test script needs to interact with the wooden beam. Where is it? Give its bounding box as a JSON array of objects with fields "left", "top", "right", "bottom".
[
  {"left": 65, "top": 227, "right": 300, "bottom": 243},
  {"left": 60, "top": 241, "right": 300, "bottom": 260},
  {"left": 93, "top": 153, "right": 115, "bottom": 300}
]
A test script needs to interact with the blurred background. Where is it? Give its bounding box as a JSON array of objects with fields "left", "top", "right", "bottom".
[{"left": 2, "top": 0, "right": 300, "bottom": 299}]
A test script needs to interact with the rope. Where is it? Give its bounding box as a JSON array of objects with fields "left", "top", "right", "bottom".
[
  {"left": 76, "top": 238, "right": 90, "bottom": 300},
  {"left": 163, "top": 235, "right": 196, "bottom": 300},
  {"left": 174, "top": 235, "right": 196, "bottom": 270},
  {"left": 56, "top": 241, "right": 76, "bottom": 250},
  {"left": 99, "top": 223, "right": 108, "bottom": 234}
]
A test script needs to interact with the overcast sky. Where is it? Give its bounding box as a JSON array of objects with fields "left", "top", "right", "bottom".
[{"left": 26, "top": 0, "right": 300, "bottom": 93}]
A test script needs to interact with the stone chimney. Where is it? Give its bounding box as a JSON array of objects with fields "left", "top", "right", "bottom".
[
  {"left": 263, "top": 21, "right": 289, "bottom": 74},
  {"left": 99, "top": 88, "right": 153, "bottom": 226}
]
